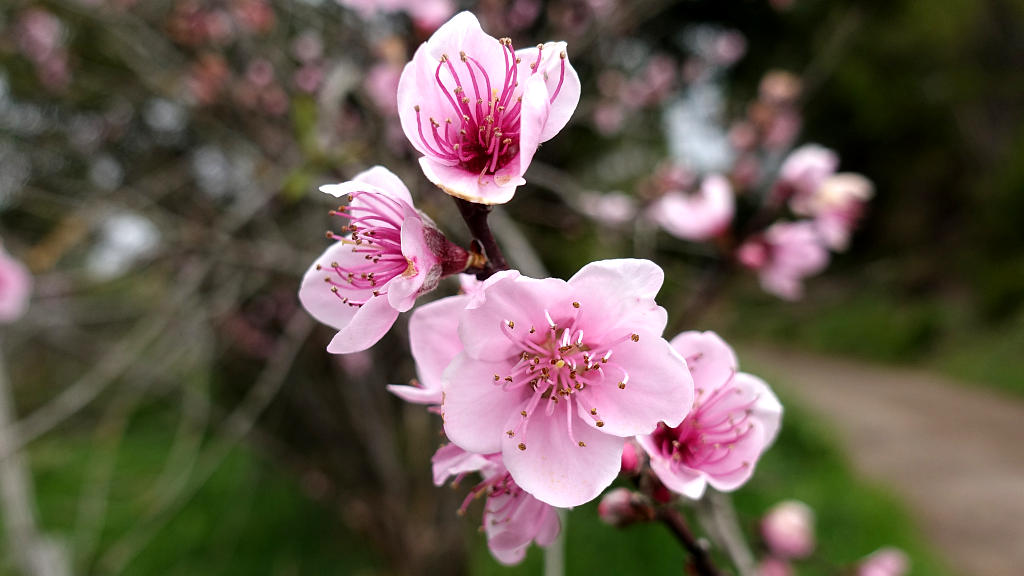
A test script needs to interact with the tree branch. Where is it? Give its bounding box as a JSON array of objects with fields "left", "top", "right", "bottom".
[
  {"left": 656, "top": 506, "right": 721, "bottom": 576},
  {"left": 453, "top": 198, "right": 509, "bottom": 279}
]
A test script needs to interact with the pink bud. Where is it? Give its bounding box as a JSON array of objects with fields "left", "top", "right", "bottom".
[
  {"left": 620, "top": 440, "right": 641, "bottom": 475},
  {"left": 597, "top": 488, "right": 649, "bottom": 527},
  {"left": 761, "top": 500, "right": 815, "bottom": 559},
  {"left": 857, "top": 548, "right": 909, "bottom": 576},
  {"left": 757, "top": 557, "right": 793, "bottom": 576}
]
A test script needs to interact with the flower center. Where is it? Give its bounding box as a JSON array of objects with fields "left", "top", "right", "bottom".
[
  {"left": 318, "top": 191, "right": 411, "bottom": 307},
  {"left": 652, "top": 376, "right": 757, "bottom": 474},
  {"left": 493, "top": 301, "right": 639, "bottom": 451},
  {"left": 414, "top": 39, "right": 567, "bottom": 178}
]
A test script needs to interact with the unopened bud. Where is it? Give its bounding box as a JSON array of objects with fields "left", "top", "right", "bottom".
[
  {"left": 597, "top": 488, "right": 651, "bottom": 528},
  {"left": 761, "top": 500, "right": 815, "bottom": 559},
  {"left": 857, "top": 547, "right": 909, "bottom": 576},
  {"left": 620, "top": 440, "right": 642, "bottom": 475}
]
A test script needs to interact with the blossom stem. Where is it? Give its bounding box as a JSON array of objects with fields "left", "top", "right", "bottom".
[
  {"left": 655, "top": 506, "right": 722, "bottom": 576},
  {"left": 453, "top": 198, "right": 509, "bottom": 279}
]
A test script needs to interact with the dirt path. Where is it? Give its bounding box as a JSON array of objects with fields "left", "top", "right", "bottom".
[{"left": 739, "top": 345, "right": 1024, "bottom": 576}]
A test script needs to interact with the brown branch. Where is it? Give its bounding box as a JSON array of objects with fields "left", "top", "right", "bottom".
[
  {"left": 453, "top": 198, "right": 510, "bottom": 279},
  {"left": 656, "top": 506, "right": 722, "bottom": 576}
]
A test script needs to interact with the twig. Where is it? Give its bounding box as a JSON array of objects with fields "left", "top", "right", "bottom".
[
  {"left": 0, "top": 340, "right": 70, "bottom": 576},
  {"left": 453, "top": 198, "right": 509, "bottom": 279},
  {"left": 696, "top": 491, "right": 758, "bottom": 576},
  {"left": 97, "top": 312, "right": 313, "bottom": 575},
  {"left": 656, "top": 506, "right": 721, "bottom": 576}
]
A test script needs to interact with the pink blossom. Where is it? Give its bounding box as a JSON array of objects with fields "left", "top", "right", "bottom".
[
  {"left": 433, "top": 444, "right": 560, "bottom": 565},
  {"left": 440, "top": 259, "right": 693, "bottom": 507},
  {"left": 638, "top": 331, "right": 782, "bottom": 499},
  {"left": 757, "top": 557, "right": 793, "bottom": 576},
  {"left": 578, "top": 191, "right": 636, "bottom": 226},
  {"left": 796, "top": 173, "right": 874, "bottom": 252},
  {"left": 857, "top": 548, "right": 910, "bottom": 576},
  {"left": 761, "top": 500, "right": 815, "bottom": 559},
  {"left": 738, "top": 221, "right": 830, "bottom": 301},
  {"left": 299, "top": 166, "right": 466, "bottom": 353},
  {"left": 649, "top": 174, "right": 735, "bottom": 241},
  {"left": 398, "top": 12, "right": 581, "bottom": 204},
  {"left": 776, "top": 144, "right": 838, "bottom": 205},
  {"left": 0, "top": 243, "right": 32, "bottom": 324}
]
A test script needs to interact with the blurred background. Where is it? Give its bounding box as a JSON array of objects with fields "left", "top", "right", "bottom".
[{"left": 0, "top": 0, "right": 1021, "bottom": 574}]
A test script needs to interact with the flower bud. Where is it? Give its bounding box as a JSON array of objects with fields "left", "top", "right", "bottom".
[
  {"left": 620, "top": 440, "right": 642, "bottom": 476},
  {"left": 857, "top": 547, "right": 909, "bottom": 576},
  {"left": 761, "top": 500, "right": 815, "bottom": 559},
  {"left": 757, "top": 557, "right": 793, "bottom": 576},
  {"left": 597, "top": 488, "right": 651, "bottom": 528}
]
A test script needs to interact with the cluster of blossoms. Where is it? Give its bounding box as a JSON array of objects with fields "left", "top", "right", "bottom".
[
  {"left": 298, "top": 12, "right": 785, "bottom": 566},
  {"left": 578, "top": 31, "right": 874, "bottom": 302}
]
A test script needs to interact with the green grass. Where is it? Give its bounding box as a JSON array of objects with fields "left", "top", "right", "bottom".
[{"left": 19, "top": 414, "right": 380, "bottom": 576}]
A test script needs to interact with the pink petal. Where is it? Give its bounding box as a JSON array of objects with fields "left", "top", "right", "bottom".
[
  {"left": 457, "top": 274, "right": 568, "bottom": 361},
  {"left": 326, "top": 293, "right": 400, "bottom": 354},
  {"left": 442, "top": 353, "right": 525, "bottom": 454},
  {"left": 486, "top": 490, "right": 560, "bottom": 565},
  {"left": 515, "top": 41, "right": 581, "bottom": 142},
  {"left": 430, "top": 442, "right": 495, "bottom": 486},
  {"left": 581, "top": 330, "right": 693, "bottom": 436},
  {"left": 386, "top": 216, "right": 437, "bottom": 312},
  {"left": 396, "top": 45, "right": 452, "bottom": 160},
  {"left": 703, "top": 423, "right": 767, "bottom": 492},
  {"left": 0, "top": 247, "right": 31, "bottom": 323},
  {"left": 566, "top": 258, "right": 668, "bottom": 337},
  {"left": 386, "top": 383, "right": 443, "bottom": 406},
  {"left": 409, "top": 294, "right": 469, "bottom": 393},
  {"left": 418, "top": 157, "right": 522, "bottom": 205},
  {"left": 737, "top": 372, "right": 783, "bottom": 446},
  {"left": 298, "top": 241, "right": 362, "bottom": 331},
  {"left": 501, "top": 407, "right": 625, "bottom": 508},
  {"left": 669, "top": 331, "right": 739, "bottom": 395},
  {"left": 352, "top": 165, "right": 414, "bottom": 207},
  {"left": 513, "top": 74, "right": 550, "bottom": 179}
]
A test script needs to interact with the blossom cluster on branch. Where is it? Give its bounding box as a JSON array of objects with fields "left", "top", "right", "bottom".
[{"left": 297, "top": 12, "right": 787, "bottom": 568}]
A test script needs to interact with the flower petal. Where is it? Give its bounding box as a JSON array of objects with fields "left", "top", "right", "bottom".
[
  {"left": 326, "top": 293, "right": 400, "bottom": 354},
  {"left": 430, "top": 442, "right": 495, "bottom": 486},
  {"left": 736, "top": 372, "right": 783, "bottom": 446},
  {"left": 486, "top": 490, "right": 560, "bottom": 565},
  {"left": 501, "top": 407, "right": 624, "bottom": 508},
  {"left": 669, "top": 331, "right": 738, "bottom": 396},
  {"left": 298, "top": 241, "right": 362, "bottom": 331},
  {"left": 513, "top": 74, "right": 550, "bottom": 180},
  {"left": 386, "top": 383, "right": 443, "bottom": 406},
  {"left": 567, "top": 258, "right": 668, "bottom": 338},
  {"left": 582, "top": 330, "right": 693, "bottom": 436},
  {"left": 352, "top": 165, "right": 414, "bottom": 207},
  {"left": 516, "top": 41, "right": 581, "bottom": 142},
  {"left": 409, "top": 294, "right": 469, "bottom": 393},
  {"left": 458, "top": 274, "right": 569, "bottom": 361},
  {"left": 442, "top": 353, "right": 525, "bottom": 454},
  {"left": 387, "top": 216, "right": 437, "bottom": 312},
  {"left": 419, "top": 157, "right": 521, "bottom": 205}
]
